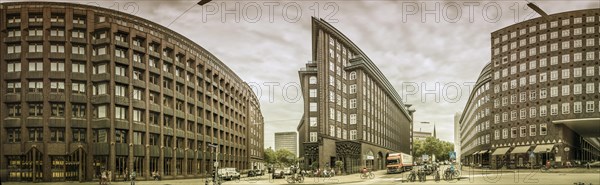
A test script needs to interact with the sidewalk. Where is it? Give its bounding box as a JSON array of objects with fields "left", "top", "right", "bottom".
[{"left": 459, "top": 165, "right": 600, "bottom": 174}]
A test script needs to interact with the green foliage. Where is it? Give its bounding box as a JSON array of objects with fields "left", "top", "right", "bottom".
[
  {"left": 311, "top": 161, "right": 319, "bottom": 170},
  {"left": 263, "top": 147, "right": 297, "bottom": 168},
  {"left": 335, "top": 160, "right": 344, "bottom": 174},
  {"left": 412, "top": 137, "right": 454, "bottom": 161}
]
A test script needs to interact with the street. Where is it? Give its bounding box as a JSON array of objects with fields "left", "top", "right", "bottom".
[{"left": 3, "top": 167, "right": 599, "bottom": 185}]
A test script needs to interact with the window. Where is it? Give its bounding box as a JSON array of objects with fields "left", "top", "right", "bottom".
[
  {"left": 50, "top": 103, "right": 65, "bottom": 117},
  {"left": 350, "top": 130, "right": 357, "bottom": 140},
  {"left": 29, "top": 103, "right": 43, "bottom": 116},
  {"left": 574, "top": 102, "right": 582, "bottom": 113},
  {"left": 309, "top": 89, "right": 317, "bottom": 98},
  {"left": 349, "top": 84, "right": 356, "bottom": 94},
  {"left": 133, "top": 88, "right": 144, "bottom": 100},
  {"left": 511, "top": 127, "right": 517, "bottom": 138},
  {"left": 115, "top": 106, "right": 127, "bottom": 120},
  {"left": 72, "top": 45, "right": 86, "bottom": 55},
  {"left": 329, "top": 125, "right": 335, "bottom": 137},
  {"left": 50, "top": 128, "right": 65, "bottom": 142},
  {"left": 502, "top": 128, "right": 508, "bottom": 139},
  {"left": 349, "top": 72, "right": 356, "bottom": 80},
  {"left": 574, "top": 68, "right": 582, "bottom": 77},
  {"left": 519, "top": 126, "right": 526, "bottom": 137},
  {"left": 7, "top": 104, "right": 21, "bottom": 117},
  {"left": 309, "top": 76, "right": 317, "bottom": 84},
  {"left": 540, "top": 105, "right": 547, "bottom": 116},
  {"left": 586, "top": 67, "right": 595, "bottom": 76},
  {"left": 550, "top": 87, "right": 558, "bottom": 97},
  {"left": 93, "top": 63, "right": 107, "bottom": 74},
  {"left": 28, "top": 81, "right": 43, "bottom": 93},
  {"left": 7, "top": 82, "right": 22, "bottom": 93},
  {"left": 50, "top": 29, "right": 65, "bottom": 37},
  {"left": 50, "top": 81, "right": 65, "bottom": 93},
  {"left": 350, "top": 114, "right": 357, "bottom": 124},
  {"left": 309, "top": 103, "right": 317, "bottom": 112},
  {"left": 530, "top": 107, "right": 536, "bottom": 118},
  {"left": 115, "top": 48, "right": 127, "bottom": 58},
  {"left": 93, "top": 46, "right": 107, "bottom": 56},
  {"left": 562, "top": 85, "right": 570, "bottom": 96},
  {"left": 586, "top": 83, "right": 595, "bottom": 94},
  {"left": 7, "top": 128, "right": 22, "bottom": 143},
  {"left": 350, "top": 99, "right": 356, "bottom": 108},
  {"left": 133, "top": 109, "right": 144, "bottom": 122},
  {"left": 95, "top": 105, "right": 107, "bottom": 118},
  {"left": 540, "top": 124, "right": 548, "bottom": 135},
  {"left": 562, "top": 69, "right": 570, "bottom": 79},
  {"left": 29, "top": 128, "right": 43, "bottom": 142},
  {"left": 72, "top": 29, "right": 85, "bottom": 38},
  {"left": 309, "top": 117, "right": 317, "bottom": 127},
  {"left": 540, "top": 88, "right": 547, "bottom": 99},
  {"left": 7, "top": 45, "right": 21, "bottom": 54},
  {"left": 529, "top": 125, "right": 537, "bottom": 136},
  {"left": 29, "top": 61, "right": 43, "bottom": 71},
  {"left": 29, "top": 43, "right": 42, "bottom": 53},
  {"left": 309, "top": 132, "right": 317, "bottom": 142},
  {"left": 115, "top": 65, "right": 127, "bottom": 76},
  {"left": 50, "top": 44, "right": 65, "bottom": 53},
  {"left": 72, "top": 104, "right": 86, "bottom": 118},
  {"left": 7, "top": 62, "right": 21, "bottom": 72},
  {"left": 93, "top": 83, "right": 107, "bottom": 95},
  {"left": 115, "top": 130, "right": 127, "bottom": 143},
  {"left": 562, "top": 103, "right": 570, "bottom": 114},
  {"left": 586, "top": 101, "right": 595, "bottom": 112},
  {"left": 550, "top": 104, "right": 558, "bottom": 115},
  {"left": 50, "top": 61, "right": 65, "bottom": 72},
  {"left": 115, "top": 84, "right": 127, "bottom": 97},
  {"left": 72, "top": 81, "right": 86, "bottom": 94}
]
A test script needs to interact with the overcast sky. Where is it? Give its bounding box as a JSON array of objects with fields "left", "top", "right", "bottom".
[{"left": 8, "top": 0, "right": 598, "bottom": 148}]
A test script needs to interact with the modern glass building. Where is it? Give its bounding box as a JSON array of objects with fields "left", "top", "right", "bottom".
[
  {"left": 297, "top": 17, "right": 414, "bottom": 173},
  {"left": 459, "top": 8, "right": 600, "bottom": 169},
  {"left": 0, "top": 2, "right": 264, "bottom": 182}
]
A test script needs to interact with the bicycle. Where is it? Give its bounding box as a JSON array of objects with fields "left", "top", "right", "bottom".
[
  {"left": 443, "top": 168, "right": 460, "bottom": 180},
  {"left": 540, "top": 166, "right": 552, "bottom": 173},
  {"left": 359, "top": 171, "right": 374, "bottom": 179},
  {"left": 285, "top": 174, "right": 304, "bottom": 184},
  {"left": 407, "top": 171, "right": 416, "bottom": 182}
]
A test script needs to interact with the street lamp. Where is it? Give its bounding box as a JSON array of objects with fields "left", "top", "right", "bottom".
[{"left": 207, "top": 143, "right": 220, "bottom": 185}]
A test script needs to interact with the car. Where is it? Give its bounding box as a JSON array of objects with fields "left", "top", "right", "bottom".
[
  {"left": 588, "top": 161, "right": 600, "bottom": 168},
  {"left": 218, "top": 168, "right": 240, "bottom": 180},
  {"left": 247, "top": 169, "right": 263, "bottom": 177},
  {"left": 283, "top": 167, "right": 292, "bottom": 175},
  {"left": 272, "top": 169, "right": 285, "bottom": 179}
]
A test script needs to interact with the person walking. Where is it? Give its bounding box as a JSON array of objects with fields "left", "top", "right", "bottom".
[
  {"left": 107, "top": 170, "right": 112, "bottom": 185},
  {"left": 129, "top": 170, "right": 137, "bottom": 185},
  {"left": 100, "top": 170, "right": 107, "bottom": 185}
]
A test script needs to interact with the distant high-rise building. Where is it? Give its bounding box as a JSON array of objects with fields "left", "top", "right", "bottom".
[
  {"left": 459, "top": 7, "right": 600, "bottom": 169},
  {"left": 413, "top": 130, "right": 433, "bottom": 141},
  {"left": 297, "top": 17, "right": 415, "bottom": 173},
  {"left": 275, "top": 132, "right": 298, "bottom": 157},
  {"left": 454, "top": 112, "right": 462, "bottom": 164}
]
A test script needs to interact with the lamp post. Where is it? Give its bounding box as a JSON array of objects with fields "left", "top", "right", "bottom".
[{"left": 207, "top": 143, "right": 219, "bottom": 185}]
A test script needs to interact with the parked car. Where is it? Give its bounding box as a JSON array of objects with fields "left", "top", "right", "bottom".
[
  {"left": 272, "top": 169, "right": 285, "bottom": 179},
  {"left": 248, "top": 169, "right": 264, "bottom": 177},
  {"left": 588, "top": 161, "right": 600, "bottom": 168},
  {"left": 283, "top": 167, "right": 292, "bottom": 175},
  {"left": 218, "top": 168, "right": 240, "bottom": 180}
]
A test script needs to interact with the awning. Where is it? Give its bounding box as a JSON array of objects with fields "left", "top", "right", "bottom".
[
  {"left": 491, "top": 147, "right": 510, "bottom": 155},
  {"left": 472, "top": 151, "right": 480, "bottom": 155},
  {"left": 479, "top": 150, "right": 489, "bottom": 154},
  {"left": 511, "top": 146, "right": 531, "bottom": 154},
  {"left": 533, "top": 144, "right": 555, "bottom": 153}
]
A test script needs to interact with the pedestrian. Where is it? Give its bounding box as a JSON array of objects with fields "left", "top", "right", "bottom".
[
  {"left": 130, "top": 170, "right": 137, "bottom": 185},
  {"left": 124, "top": 168, "right": 129, "bottom": 181},
  {"left": 100, "top": 170, "right": 107, "bottom": 185},
  {"left": 107, "top": 170, "right": 112, "bottom": 185}
]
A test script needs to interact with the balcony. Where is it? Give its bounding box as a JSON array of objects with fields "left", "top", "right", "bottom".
[
  {"left": 115, "top": 41, "right": 129, "bottom": 48},
  {"left": 50, "top": 21, "right": 65, "bottom": 27},
  {"left": 26, "top": 117, "right": 44, "bottom": 127},
  {"left": 26, "top": 52, "right": 43, "bottom": 59},
  {"left": 92, "top": 38, "right": 110, "bottom": 45},
  {"left": 132, "top": 45, "right": 146, "bottom": 53},
  {"left": 115, "top": 75, "right": 129, "bottom": 84},
  {"left": 71, "top": 54, "right": 87, "bottom": 61},
  {"left": 3, "top": 118, "right": 21, "bottom": 127},
  {"left": 71, "top": 37, "right": 87, "bottom": 44},
  {"left": 91, "top": 118, "right": 110, "bottom": 128},
  {"left": 26, "top": 93, "right": 43, "bottom": 102},
  {"left": 26, "top": 36, "right": 43, "bottom": 42},
  {"left": 48, "top": 93, "right": 66, "bottom": 102},
  {"left": 132, "top": 100, "right": 146, "bottom": 109},
  {"left": 115, "top": 57, "right": 129, "bottom": 65},
  {"left": 5, "top": 53, "right": 21, "bottom": 60},
  {"left": 48, "top": 53, "right": 67, "bottom": 59},
  {"left": 91, "top": 54, "right": 111, "bottom": 62},
  {"left": 71, "top": 73, "right": 87, "bottom": 81},
  {"left": 4, "top": 94, "right": 21, "bottom": 102},
  {"left": 3, "top": 37, "right": 21, "bottom": 43},
  {"left": 48, "top": 36, "right": 65, "bottom": 42},
  {"left": 48, "top": 117, "right": 66, "bottom": 127},
  {"left": 48, "top": 71, "right": 66, "bottom": 79},
  {"left": 91, "top": 94, "right": 110, "bottom": 104},
  {"left": 91, "top": 73, "right": 110, "bottom": 82},
  {"left": 114, "top": 96, "right": 129, "bottom": 106},
  {"left": 71, "top": 118, "right": 87, "bottom": 128}
]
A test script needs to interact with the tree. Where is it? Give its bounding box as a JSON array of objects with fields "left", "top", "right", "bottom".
[
  {"left": 412, "top": 137, "right": 454, "bottom": 162},
  {"left": 264, "top": 147, "right": 277, "bottom": 165},
  {"left": 335, "top": 160, "right": 344, "bottom": 175},
  {"left": 275, "top": 149, "right": 297, "bottom": 167}
]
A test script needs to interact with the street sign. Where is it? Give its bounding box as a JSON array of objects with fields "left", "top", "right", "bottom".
[
  {"left": 449, "top": 152, "right": 456, "bottom": 160},
  {"left": 422, "top": 154, "right": 429, "bottom": 161},
  {"left": 564, "top": 147, "right": 570, "bottom": 152},
  {"left": 214, "top": 161, "right": 219, "bottom": 167},
  {"left": 528, "top": 151, "right": 535, "bottom": 158}
]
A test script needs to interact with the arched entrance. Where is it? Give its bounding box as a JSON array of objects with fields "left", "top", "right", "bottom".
[
  {"left": 66, "top": 148, "right": 87, "bottom": 181},
  {"left": 23, "top": 147, "right": 44, "bottom": 182},
  {"left": 364, "top": 150, "right": 374, "bottom": 169}
]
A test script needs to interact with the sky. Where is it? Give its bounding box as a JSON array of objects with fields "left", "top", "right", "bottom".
[{"left": 5, "top": 0, "right": 598, "bottom": 148}]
